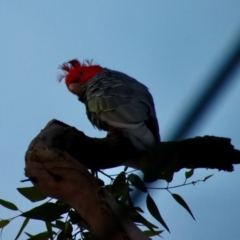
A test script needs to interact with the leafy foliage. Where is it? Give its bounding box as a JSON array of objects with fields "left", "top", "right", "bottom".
[
  {"left": 21, "top": 202, "right": 69, "bottom": 222},
  {"left": 17, "top": 186, "right": 47, "bottom": 202},
  {"left": 0, "top": 170, "right": 214, "bottom": 239},
  {"left": 171, "top": 194, "right": 195, "bottom": 220},
  {"left": 0, "top": 199, "right": 18, "bottom": 211},
  {"left": 146, "top": 194, "right": 169, "bottom": 232}
]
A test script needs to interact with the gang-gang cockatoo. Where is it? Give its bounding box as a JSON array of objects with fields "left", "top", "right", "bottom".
[{"left": 59, "top": 59, "right": 160, "bottom": 151}]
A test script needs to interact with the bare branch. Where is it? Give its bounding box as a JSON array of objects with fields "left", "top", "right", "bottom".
[
  {"left": 25, "top": 124, "right": 149, "bottom": 240},
  {"left": 27, "top": 119, "right": 240, "bottom": 173}
]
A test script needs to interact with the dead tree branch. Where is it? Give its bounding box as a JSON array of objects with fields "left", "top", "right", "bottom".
[
  {"left": 27, "top": 119, "right": 240, "bottom": 172},
  {"left": 24, "top": 120, "right": 150, "bottom": 240},
  {"left": 24, "top": 119, "right": 240, "bottom": 238}
]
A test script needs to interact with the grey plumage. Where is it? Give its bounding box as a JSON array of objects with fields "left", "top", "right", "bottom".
[{"left": 78, "top": 69, "right": 160, "bottom": 150}]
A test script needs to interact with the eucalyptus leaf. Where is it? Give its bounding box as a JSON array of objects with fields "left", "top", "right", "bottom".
[
  {"left": 0, "top": 199, "right": 18, "bottom": 211},
  {"left": 111, "top": 171, "right": 127, "bottom": 198},
  {"left": 185, "top": 169, "right": 194, "bottom": 179},
  {"left": 146, "top": 194, "right": 170, "bottom": 232},
  {"left": 17, "top": 186, "right": 47, "bottom": 202},
  {"left": 45, "top": 222, "right": 54, "bottom": 240},
  {"left": 143, "top": 229, "right": 163, "bottom": 237},
  {"left": 128, "top": 174, "right": 147, "bottom": 192},
  {"left": 131, "top": 211, "right": 158, "bottom": 230},
  {"left": 27, "top": 231, "right": 50, "bottom": 240},
  {"left": 204, "top": 174, "right": 214, "bottom": 182},
  {"left": 0, "top": 219, "right": 10, "bottom": 228},
  {"left": 172, "top": 193, "right": 195, "bottom": 220},
  {"left": 14, "top": 218, "right": 29, "bottom": 240},
  {"left": 21, "top": 203, "right": 67, "bottom": 222}
]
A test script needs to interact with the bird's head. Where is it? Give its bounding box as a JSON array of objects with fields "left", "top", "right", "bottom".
[{"left": 58, "top": 59, "right": 102, "bottom": 94}]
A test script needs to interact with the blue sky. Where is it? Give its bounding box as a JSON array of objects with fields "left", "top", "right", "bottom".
[{"left": 1, "top": 1, "right": 240, "bottom": 239}]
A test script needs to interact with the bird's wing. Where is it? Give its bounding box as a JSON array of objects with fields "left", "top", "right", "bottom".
[{"left": 86, "top": 70, "right": 160, "bottom": 144}]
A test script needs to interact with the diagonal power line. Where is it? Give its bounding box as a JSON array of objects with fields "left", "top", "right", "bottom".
[
  {"left": 132, "top": 30, "right": 240, "bottom": 205},
  {"left": 168, "top": 31, "right": 240, "bottom": 141}
]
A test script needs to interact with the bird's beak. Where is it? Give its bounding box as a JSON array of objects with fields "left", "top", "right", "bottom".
[{"left": 68, "top": 83, "right": 81, "bottom": 95}]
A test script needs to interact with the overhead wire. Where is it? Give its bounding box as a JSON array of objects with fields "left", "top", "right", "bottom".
[{"left": 131, "top": 30, "right": 240, "bottom": 206}]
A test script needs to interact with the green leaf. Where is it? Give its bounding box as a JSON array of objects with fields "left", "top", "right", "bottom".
[
  {"left": 56, "top": 222, "right": 72, "bottom": 240},
  {"left": 21, "top": 203, "right": 67, "bottom": 222},
  {"left": 0, "top": 219, "right": 10, "bottom": 228},
  {"left": 111, "top": 172, "right": 126, "bottom": 198},
  {"left": 204, "top": 174, "right": 214, "bottom": 182},
  {"left": 54, "top": 220, "right": 65, "bottom": 230},
  {"left": 0, "top": 199, "right": 18, "bottom": 211},
  {"left": 14, "top": 218, "right": 29, "bottom": 240},
  {"left": 171, "top": 193, "right": 195, "bottom": 220},
  {"left": 120, "top": 184, "right": 131, "bottom": 203},
  {"left": 146, "top": 194, "right": 170, "bottom": 232},
  {"left": 131, "top": 211, "right": 158, "bottom": 230},
  {"left": 112, "top": 172, "right": 125, "bottom": 188},
  {"left": 27, "top": 231, "right": 50, "bottom": 240},
  {"left": 134, "top": 206, "right": 144, "bottom": 213},
  {"left": 64, "top": 221, "right": 73, "bottom": 238},
  {"left": 45, "top": 222, "right": 53, "bottom": 240},
  {"left": 143, "top": 230, "right": 163, "bottom": 237},
  {"left": 24, "top": 232, "right": 33, "bottom": 237},
  {"left": 117, "top": 200, "right": 158, "bottom": 231},
  {"left": 185, "top": 169, "right": 194, "bottom": 179},
  {"left": 17, "top": 186, "right": 47, "bottom": 202},
  {"left": 128, "top": 174, "right": 147, "bottom": 192},
  {"left": 57, "top": 230, "right": 64, "bottom": 240}
]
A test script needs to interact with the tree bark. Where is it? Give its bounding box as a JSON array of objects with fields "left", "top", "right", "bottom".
[
  {"left": 24, "top": 120, "right": 150, "bottom": 240},
  {"left": 27, "top": 119, "right": 240, "bottom": 173},
  {"left": 24, "top": 119, "right": 240, "bottom": 239}
]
